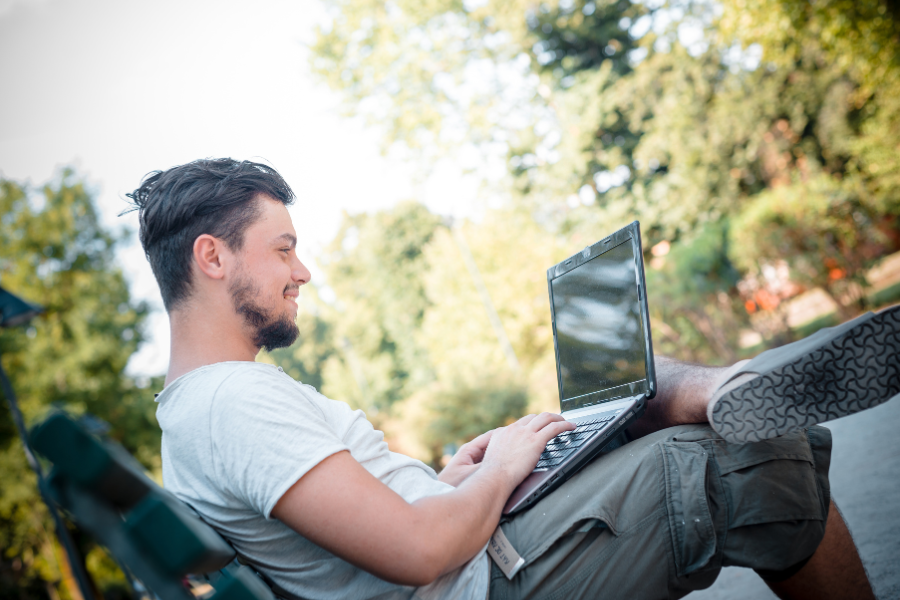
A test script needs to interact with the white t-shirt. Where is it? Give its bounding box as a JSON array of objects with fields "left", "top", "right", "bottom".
[{"left": 155, "top": 362, "right": 490, "bottom": 600}]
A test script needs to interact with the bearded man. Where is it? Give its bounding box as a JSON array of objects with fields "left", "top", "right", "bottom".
[{"left": 130, "top": 158, "right": 892, "bottom": 600}]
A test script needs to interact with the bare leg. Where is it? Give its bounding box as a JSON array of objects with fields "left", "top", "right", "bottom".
[
  {"left": 628, "top": 356, "right": 730, "bottom": 439},
  {"left": 766, "top": 500, "right": 875, "bottom": 600}
]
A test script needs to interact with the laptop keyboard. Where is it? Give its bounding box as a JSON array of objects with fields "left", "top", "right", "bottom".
[{"left": 534, "top": 414, "right": 615, "bottom": 470}]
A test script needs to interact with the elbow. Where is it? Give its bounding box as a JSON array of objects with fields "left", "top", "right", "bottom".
[
  {"left": 378, "top": 501, "right": 473, "bottom": 586},
  {"left": 401, "top": 570, "right": 442, "bottom": 588},
  {"left": 394, "top": 543, "right": 446, "bottom": 587}
]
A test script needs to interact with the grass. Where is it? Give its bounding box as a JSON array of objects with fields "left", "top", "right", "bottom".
[{"left": 868, "top": 281, "right": 900, "bottom": 309}]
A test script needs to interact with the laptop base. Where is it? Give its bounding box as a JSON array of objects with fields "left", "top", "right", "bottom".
[{"left": 503, "top": 400, "right": 646, "bottom": 515}]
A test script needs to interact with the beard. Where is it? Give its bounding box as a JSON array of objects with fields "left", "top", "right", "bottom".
[{"left": 229, "top": 272, "right": 300, "bottom": 352}]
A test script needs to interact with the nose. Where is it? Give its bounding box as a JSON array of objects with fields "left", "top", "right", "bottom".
[{"left": 292, "top": 254, "right": 312, "bottom": 285}]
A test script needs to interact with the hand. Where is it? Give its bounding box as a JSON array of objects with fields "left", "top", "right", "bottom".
[
  {"left": 437, "top": 430, "right": 494, "bottom": 487},
  {"left": 481, "top": 413, "right": 575, "bottom": 490}
]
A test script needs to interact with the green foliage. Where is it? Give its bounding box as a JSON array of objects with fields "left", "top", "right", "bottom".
[
  {"left": 273, "top": 202, "right": 442, "bottom": 414},
  {"left": 418, "top": 211, "right": 564, "bottom": 380},
  {"left": 396, "top": 374, "right": 528, "bottom": 463},
  {"left": 310, "top": 0, "right": 900, "bottom": 361},
  {"left": 526, "top": 0, "right": 648, "bottom": 80},
  {"left": 311, "top": 0, "right": 522, "bottom": 155},
  {"left": 0, "top": 171, "right": 157, "bottom": 597},
  {"left": 274, "top": 202, "right": 567, "bottom": 464},
  {"left": 730, "top": 172, "right": 897, "bottom": 315},
  {"left": 415, "top": 209, "right": 570, "bottom": 436},
  {"left": 645, "top": 223, "right": 747, "bottom": 364},
  {"left": 717, "top": 0, "right": 900, "bottom": 99},
  {"left": 269, "top": 294, "right": 339, "bottom": 393},
  {"left": 424, "top": 377, "right": 527, "bottom": 447}
]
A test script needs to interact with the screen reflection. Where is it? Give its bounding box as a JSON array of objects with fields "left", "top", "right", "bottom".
[{"left": 552, "top": 239, "right": 646, "bottom": 408}]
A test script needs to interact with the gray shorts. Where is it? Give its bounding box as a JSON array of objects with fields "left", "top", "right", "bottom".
[{"left": 489, "top": 424, "right": 832, "bottom": 600}]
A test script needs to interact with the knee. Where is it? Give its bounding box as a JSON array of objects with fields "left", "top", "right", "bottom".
[{"left": 661, "top": 426, "right": 832, "bottom": 580}]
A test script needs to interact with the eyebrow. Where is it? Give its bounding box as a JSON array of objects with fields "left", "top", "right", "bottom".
[{"left": 274, "top": 233, "right": 297, "bottom": 249}]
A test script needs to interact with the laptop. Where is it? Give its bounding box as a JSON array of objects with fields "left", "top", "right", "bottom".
[{"left": 503, "top": 220, "right": 656, "bottom": 515}]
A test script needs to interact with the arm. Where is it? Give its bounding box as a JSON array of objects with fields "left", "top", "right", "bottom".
[{"left": 272, "top": 412, "right": 573, "bottom": 587}]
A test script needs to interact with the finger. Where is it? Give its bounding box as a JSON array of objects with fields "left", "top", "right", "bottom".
[
  {"left": 461, "top": 431, "right": 494, "bottom": 462},
  {"left": 516, "top": 414, "right": 538, "bottom": 426},
  {"left": 473, "top": 429, "right": 495, "bottom": 444},
  {"left": 539, "top": 419, "right": 576, "bottom": 443},
  {"left": 528, "top": 412, "right": 569, "bottom": 432},
  {"left": 468, "top": 430, "right": 494, "bottom": 451}
]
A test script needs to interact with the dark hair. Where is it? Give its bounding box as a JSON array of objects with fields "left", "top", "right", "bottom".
[{"left": 124, "top": 158, "right": 295, "bottom": 311}]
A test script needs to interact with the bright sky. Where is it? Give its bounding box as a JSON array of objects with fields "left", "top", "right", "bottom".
[{"left": 0, "top": 0, "right": 478, "bottom": 376}]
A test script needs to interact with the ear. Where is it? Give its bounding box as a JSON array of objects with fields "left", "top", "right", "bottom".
[{"left": 193, "top": 234, "right": 228, "bottom": 280}]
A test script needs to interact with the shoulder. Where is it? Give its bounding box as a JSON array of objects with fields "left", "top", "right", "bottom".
[
  {"left": 193, "top": 362, "right": 308, "bottom": 399},
  {"left": 160, "top": 361, "right": 291, "bottom": 396},
  {"left": 159, "top": 362, "right": 323, "bottom": 423},
  {"left": 214, "top": 363, "right": 322, "bottom": 412}
]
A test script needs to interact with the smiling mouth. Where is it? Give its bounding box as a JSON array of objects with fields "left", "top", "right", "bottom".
[{"left": 283, "top": 286, "right": 300, "bottom": 303}]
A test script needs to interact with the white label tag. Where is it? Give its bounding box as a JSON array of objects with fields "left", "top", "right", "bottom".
[{"left": 488, "top": 526, "right": 525, "bottom": 580}]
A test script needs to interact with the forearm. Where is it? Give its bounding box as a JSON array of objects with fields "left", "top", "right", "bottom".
[
  {"left": 413, "top": 464, "right": 515, "bottom": 577},
  {"left": 306, "top": 461, "right": 513, "bottom": 586},
  {"left": 407, "top": 415, "right": 571, "bottom": 577},
  {"left": 274, "top": 415, "right": 570, "bottom": 586},
  {"left": 273, "top": 451, "right": 508, "bottom": 586}
]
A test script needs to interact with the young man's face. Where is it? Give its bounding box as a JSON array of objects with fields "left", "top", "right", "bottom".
[{"left": 227, "top": 196, "right": 310, "bottom": 351}]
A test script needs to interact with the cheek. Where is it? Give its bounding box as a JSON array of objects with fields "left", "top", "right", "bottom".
[{"left": 261, "top": 261, "right": 289, "bottom": 285}]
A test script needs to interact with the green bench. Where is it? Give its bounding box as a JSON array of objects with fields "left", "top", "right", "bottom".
[{"left": 30, "top": 411, "right": 280, "bottom": 600}]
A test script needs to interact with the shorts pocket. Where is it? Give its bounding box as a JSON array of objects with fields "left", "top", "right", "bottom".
[
  {"left": 713, "top": 429, "right": 815, "bottom": 475},
  {"left": 711, "top": 430, "right": 824, "bottom": 528},
  {"left": 660, "top": 441, "right": 717, "bottom": 577},
  {"left": 502, "top": 501, "right": 619, "bottom": 568}
]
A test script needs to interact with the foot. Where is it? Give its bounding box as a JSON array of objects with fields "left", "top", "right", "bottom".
[{"left": 708, "top": 305, "right": 900, "bottom": 443}]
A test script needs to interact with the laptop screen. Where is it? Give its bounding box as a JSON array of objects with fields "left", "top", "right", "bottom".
[{"left": 551, "top": 238, "right": 648, "bottom": 412}]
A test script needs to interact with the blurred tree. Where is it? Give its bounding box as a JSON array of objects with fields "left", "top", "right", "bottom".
[
  {"left": 645, "top": 223, "right": 747, "bottom": 364},
  {"left": 311, "top": 0, "right": 528, "bottom": 159},
  {"left": 532, "top": 2, "right": 898, "bottom": 241},
  {"left": 273, "top": 202, "right": 566, "bottom": 464},
  {"left": 717, "top": 0, "right": 900, "bottom": 98},
  {"left": 391, "top": 374, "right": 529, "bottom": 465},
  {"left": 716, "top": 0, "right": 900, "bottom": 300},
  {"left": 310, "top": 0, "right": 900, "bottom": 358},
  {"left": 418, "top": 210, "right": 565, "bottom": 404},
  {"left": 0, "top": 171, "right": 156, "bottom": 599},
  {"left": 268, "top": 289, "right": 340, "bottom": 393},
  {"left": 730, "top": 172, "right": 898, "bottom": 319},
  {"left": 273, "top": 202, "right": 442, "bottom": 416},
  {"left": 390, "top": 209, "right": 567, "bottom": 464}
]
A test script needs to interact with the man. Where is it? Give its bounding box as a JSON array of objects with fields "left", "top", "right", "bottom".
[{"left": 130, "top": 158, "right": 894, "bottom": 600}]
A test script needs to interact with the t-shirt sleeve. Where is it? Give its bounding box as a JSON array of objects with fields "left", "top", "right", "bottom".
[{"left": 208, "top": 367, "right": 349, "bottom": 519}]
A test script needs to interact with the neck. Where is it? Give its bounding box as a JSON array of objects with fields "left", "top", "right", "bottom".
[{"left": 165, "top": 301, "right": 260, "bottom": 387}]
